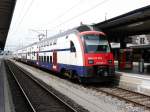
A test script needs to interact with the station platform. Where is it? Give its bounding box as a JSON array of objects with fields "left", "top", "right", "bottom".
[
  {"left": 114, "top": 61, "right": 150, "bottom": 96},
  {"left": 115, "top": 61, "right": 150, "bottom": 75},
  {"left": 0, "top": 58, "right": 14, "bottom": 112},
  {"left": 0, "top": 59, "right": 5, "bottom": 112}
]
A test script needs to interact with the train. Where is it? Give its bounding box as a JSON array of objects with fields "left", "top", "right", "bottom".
[{"left": 14, "top": 25, "right": 115, "bottom": 83}]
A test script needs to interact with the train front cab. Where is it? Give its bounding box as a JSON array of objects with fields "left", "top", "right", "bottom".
[{"left": 78, "top": 31, "right": 115, "bottom": 82}]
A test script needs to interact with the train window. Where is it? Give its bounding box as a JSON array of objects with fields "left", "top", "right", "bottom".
[
  {"left": 53, "top": 41, "right": 56, "bottom": 45},
  {"left": 50, "top": 42, "right": 52, "bottom": 46},
  {"left": 41, "top": 56, "right": 43, "bottom": 62},
  {"left": 47, "top": 56, "right": 49, "bottom": 63},
  {"left": 44, "top": 56, "right": 46, "bottom": 62},
  {"left": 50, "top": 56, "right": 52, "bottom": 63},
  {"left": 40, "top": 56, "right": 42, "bottom": 62},
  {"left": 70, "top": 41, "right": 76, "bottom": 52},
  {"left": 42, "top": 56, "right": 44, "bottom": 62},
  {"left": 39, "top": 56, "right": 41, "bottom": 61},
  {"left": 53, "top": 39, "right": 57, "bottom": 45}
]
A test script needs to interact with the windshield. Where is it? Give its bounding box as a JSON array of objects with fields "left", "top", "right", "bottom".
[{"left": 81, "top": 34, "right": 110, "bottom": 53}]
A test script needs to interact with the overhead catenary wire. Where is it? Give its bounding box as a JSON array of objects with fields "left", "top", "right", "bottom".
[
  {"left": 10, "top": 0, "right": 82, "bottom": 38},
  {"left": 10, "top": 0, "right": 109, "bottom": 35},
  {"left": 48, "top": 0, "right": 110, "bottom": 30},
  {"left": 10, "top": 0, "right": 29, "bottom": 32},
  {"left": 41, "top": 0, "right": 83, "bottom": 27},
  {"left": 10, "top": 0, "right": 35, "bottom": 36}
]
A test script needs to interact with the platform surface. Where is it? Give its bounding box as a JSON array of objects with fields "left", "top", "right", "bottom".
[
  {"left": 0, "top": 58, "right": 14, "bottom": 112},
  {"left": 114, "top": 62, "right": 150, "bottom": 96},
  {"left": 0, "top": 59, "right": 5, "bottom": 112},
  {"left": 115, "top": 61, "right": 150, "bottom": 75}
]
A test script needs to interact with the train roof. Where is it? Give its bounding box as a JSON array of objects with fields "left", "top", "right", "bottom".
[
  {"left": 36, "top": 25, "right": 99, "bottom": 44},
  {"left": 16, "top": 42, "right": 38, "bottom": 51},
  {"left": 15, "top": 25, "right": 100, "bottom": 51}
]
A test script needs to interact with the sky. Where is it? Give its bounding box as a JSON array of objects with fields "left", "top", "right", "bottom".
[{"left": 5, "top": 0, "right": 150, "bottom": 51}]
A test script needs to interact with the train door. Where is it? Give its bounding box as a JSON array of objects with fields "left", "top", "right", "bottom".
[
  {"left": 70, "top": 41, "right": 77, "bottom": 65},
  {"left": 52, "top": 51, "right": 58, "bottom": 71}
]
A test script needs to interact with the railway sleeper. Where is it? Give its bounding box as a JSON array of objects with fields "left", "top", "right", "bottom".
[
  {"left": 127, "top": 95, "right": 146, "bottom": 100},
  {"left": 138, "top": 100, "right": 150, "bottom": 105},
  {"left": 136, "top": 98, "right": 150, "bottom": 102},
  {"left": 114, "top": 92, "right": 133, "bottom": 97},
  {"left": 118, "top": 93, "right": 136, "bottom": 98}
]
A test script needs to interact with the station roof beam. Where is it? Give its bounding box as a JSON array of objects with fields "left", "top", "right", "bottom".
[
  {"left": 0, "top": 0, "right": 16, "bottom": 50},
  {"left": 93, "top": 5, "right": 150, "bottom": 42}
]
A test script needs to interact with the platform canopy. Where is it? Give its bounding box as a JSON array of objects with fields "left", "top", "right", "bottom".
[
  {"left": 0, "top": 0, "right": 16, "bottom": 51},
  {"left": 93, "top": 5, "right": 150, "bottom": 42}
]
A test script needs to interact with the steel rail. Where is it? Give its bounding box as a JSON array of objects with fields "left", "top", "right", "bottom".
[
  {"left": 91, "top": 86, "right": 150, "bottom": 110},
  {"left": 6, "top": 61, "right": 37, "bottom": 112},
  {"left": 8, "top": 60, "right": 78, "bottom": 112}
]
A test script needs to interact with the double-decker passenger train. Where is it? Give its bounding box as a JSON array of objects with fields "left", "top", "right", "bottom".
[{"left": 14, "top": 25, "right": 115, "bottom": 83}]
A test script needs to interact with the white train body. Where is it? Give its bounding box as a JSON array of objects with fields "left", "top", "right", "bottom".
[{"left": 15, "top": 25, "right": 115, "bottom": 82}]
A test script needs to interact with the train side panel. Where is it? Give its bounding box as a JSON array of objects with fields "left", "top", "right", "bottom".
[{"left": 57, "top": 33, "right": 84, "bottom": 76}]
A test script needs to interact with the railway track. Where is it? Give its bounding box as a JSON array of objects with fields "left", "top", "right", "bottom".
[
  {"left": 5, "top": 60, "right": 85, "bottom": 112},
  {"left": 4, "top": 61, "right": 35, "bottom": 112},
  {"left": 6, "top": 59, "right": 150, "bottom": 111},
  {"left": 88, "top": 85, "right": 150, "bottom": 110}
]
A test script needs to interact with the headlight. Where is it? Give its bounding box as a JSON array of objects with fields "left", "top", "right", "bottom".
[
  {"left": 88, "top": 60, "right": 94, "bottom": 64},
  {"left": 108, "top": 60, "right": 112, "bottom": 64}
]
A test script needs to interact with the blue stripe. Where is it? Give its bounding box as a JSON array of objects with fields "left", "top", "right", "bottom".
[
  {"left": 39, "top": 48, "right": 70, "bottom": 53},
  {"left": 26, "top": 60, "right": 89, "bottom": 77},
  {"left": 58, "top": 63, "right": 85, "bottom": 76}
]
